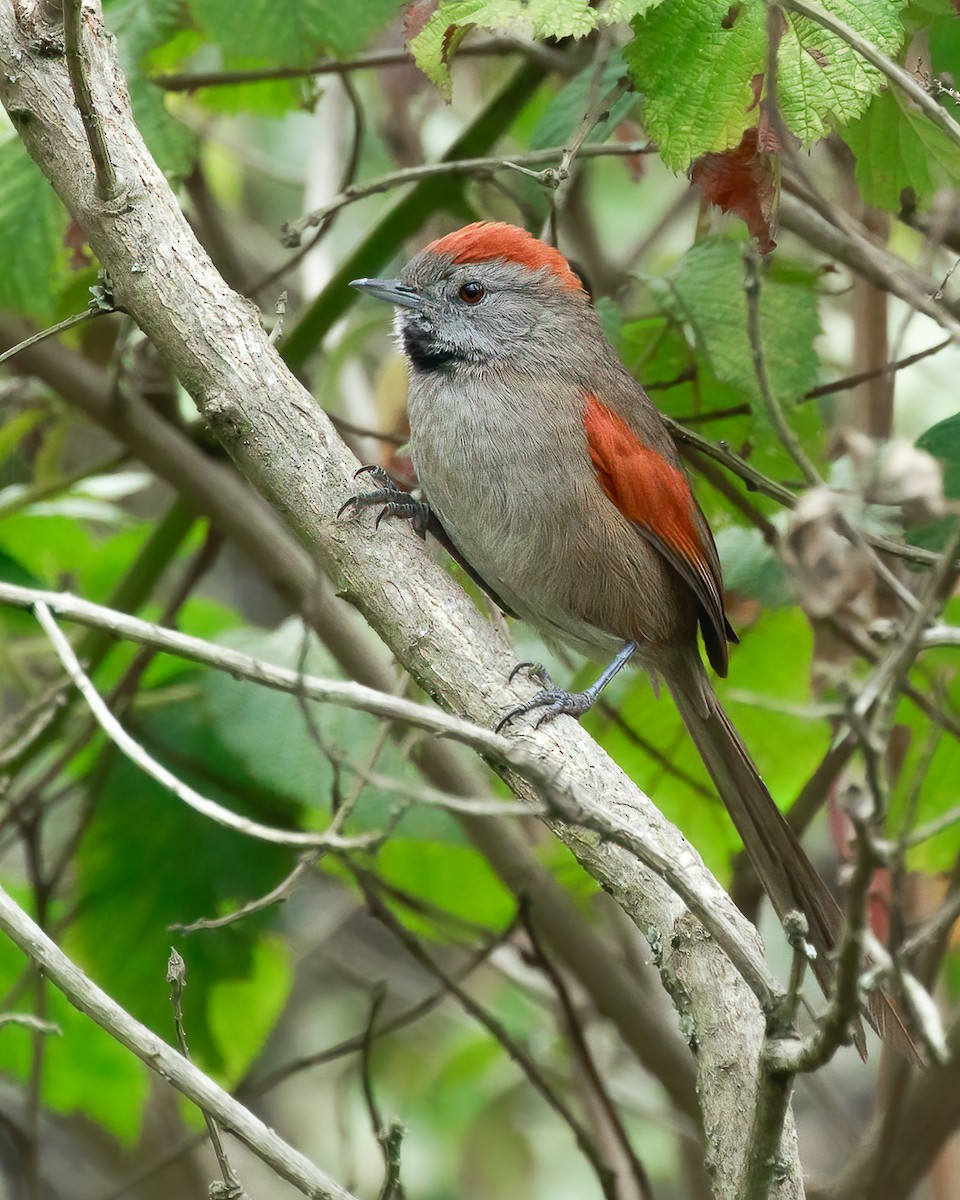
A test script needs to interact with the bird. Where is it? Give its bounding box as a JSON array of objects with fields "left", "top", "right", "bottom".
[{"left": 341, "top": 220, "right": 906, "bottom": 1050}]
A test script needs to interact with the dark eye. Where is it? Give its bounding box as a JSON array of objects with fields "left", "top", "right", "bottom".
[{"left": 458, "top": 281, "right": 485, "bottom": 304}]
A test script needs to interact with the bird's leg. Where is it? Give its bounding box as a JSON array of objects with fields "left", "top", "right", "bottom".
[
  {"left": 337, "top": 465, "right": 431, "bottom": 536},
  {"left": 497, "top": 641, "right": 637, "bottom": 732}
]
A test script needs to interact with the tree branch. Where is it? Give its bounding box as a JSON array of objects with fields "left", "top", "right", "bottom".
[
  {"left": 0, "top": 882, "right": 359, "bottom": 1200},
  {"left": 0, "top": 8, "right": 805, "bottom": 1193},
  {"left": 0, "top": 323, "right": 704, "bottom": 1137}
]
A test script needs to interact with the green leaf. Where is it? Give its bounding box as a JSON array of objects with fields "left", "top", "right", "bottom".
[
  {"left": 187, "top": 0, "right": 400, "bottom": 64},
  {"left": 777, "top": 1, "right": 905, "bottom": 144},
  {"left": 410, "top": 0, "right": 660, "bottom": 98},
  {"left": 187, "top": 55, "right": 314, "bottom": 117},
  {"left": 663, "top": 237, "right": 821, "bottom": 411},
  {"left": 0, "top": 512, "right": 99, "bottom": 586},
  {"left": 207, "top": 935, "right": 292, "bottom": 1082},
  {"left": 71, "top": 701, "right": 297, "bottom": 1070},
  {"left": 917, "top": 410, "right": 960, "bottom": 498},
  {"left": 626, "top": 0, "right": 905, "bottom": 170},
  {"left": 626, "top": 1, "right": 766, "bottom": 170},
  {"left": 0, "top": 891, "right": 149, "bottom": 1143},
  {"left": 715, "top": 521, "right": 794, "bottom": 607},
  {"left": 0, "top": 136, "right": 69, "bottom": 320},
  {"left": 104, "top": 0, "right": 197, "bottom": 180},
  {"left": 375, "top": 840, "right": 516, "bottom": 934},
  {"left": 198, "top": 620, "right": 452, "bottom": 840},
  {"left": 843, "top": 86, "right": 960, "bottom": 210},
  {"left": 529, "top": 49, "right": 640, "bottom": 150}
]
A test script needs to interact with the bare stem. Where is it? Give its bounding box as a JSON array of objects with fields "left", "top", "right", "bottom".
[
  {"left": 167, "top": 950, "right": 247, "bottom": 1199},
  {"left": 282, "top": 141, "right": 654, "bottom": 246},
  {"left": 62, "top": 0, "right": 120, "bottom": 199}
]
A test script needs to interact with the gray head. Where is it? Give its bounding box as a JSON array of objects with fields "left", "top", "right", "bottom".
[{"left": 351, "top": 222, "right": 598, "bottom": 373}]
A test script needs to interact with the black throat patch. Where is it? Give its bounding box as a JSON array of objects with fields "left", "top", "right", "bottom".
[{"left": 402, "top": 325, "right": 463, "bottom": 371}]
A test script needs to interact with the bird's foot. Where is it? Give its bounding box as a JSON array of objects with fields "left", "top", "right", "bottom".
[
  {"left": 337, "top": 465, "right": 430, "bottom": 535},
  {"left": 497, "top": 662, "right": 597, "bottom": 732}
]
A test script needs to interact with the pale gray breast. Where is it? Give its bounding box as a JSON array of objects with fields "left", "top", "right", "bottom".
[{"left": 406, "top": 368, "right": 626, "bottom": 655}]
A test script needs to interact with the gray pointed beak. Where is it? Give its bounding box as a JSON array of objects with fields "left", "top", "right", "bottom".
[{"left": 350, "top": 277, "right": 424, "bottom": 310}]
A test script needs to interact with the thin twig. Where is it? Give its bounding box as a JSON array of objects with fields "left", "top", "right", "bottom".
[
  {"left": 167, "top": 950, "right": 247, "bottom": 1200},
  {"left": 251, "top": 911, "right": 523, "bottom": 1097},
  {"left": 0, "top": 1013, "right": 61, "bottom": 1035},
  {"left": 852, "top": 520, "right": 960, "bottom": 724},
  {"left": 0, "top": 306, "right": 110, "bottom": 368},
  {"left": 32, "top": 601, "right": 381, "bottom": 851},
  {"left": 803, "top": 338, "right": 954, "bottom": 401},
  {"left": 251, "top": 71, "right": 367, "bottom": 296},
  {"left": 360, "top": 986, "right": 407, "bottom": 1200},
  {"left": 62, "top": 0, "right": 121, "bottom": 199},
  {"left": 783, "top": 803, "right": 881, "bottom": 1073},
  {"left": 171, "top": 853, "right": 318, "bottom": 934},
  {"left": 281, "top": 141, "right": 654, "bottom": 246},
  {"left": 547, "top": 36, "right": 630, "bottom": 222},
  {"left": 523, "top": 912, "right": 654, "bottom": 1200},
  {"left": 0, "top": 883, "right": 358, "bottom": 1200},
  {"left": 98, "top": 917, "right": 524, "bottom": 1200},
  {"left": 1, "top": 583, "right": 782, "bottom": 1009},
  {"left": 150, "top": 39, "right": 558, "bottom": 92},
  {"left": 357, "top": 874, "right": 620, "bottom": 1200},
  {"left": 743, "top": 247, "right": 822, "bottom": 487}
]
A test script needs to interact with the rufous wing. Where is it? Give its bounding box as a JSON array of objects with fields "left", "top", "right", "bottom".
[{"left": 583, "top": 393, "right": 734, "bottom": 675}]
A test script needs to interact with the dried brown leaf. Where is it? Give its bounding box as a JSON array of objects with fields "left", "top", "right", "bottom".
[
  {"left": 690, "top": 125, "right": 779, "bottom": 253},
  {"left": 783, "top": 488, "right": 875, "bottom": 620}
]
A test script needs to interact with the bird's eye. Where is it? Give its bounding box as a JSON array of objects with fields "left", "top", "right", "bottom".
[{"left": 458, "top": 281, "right": 485, "bottom": 304}]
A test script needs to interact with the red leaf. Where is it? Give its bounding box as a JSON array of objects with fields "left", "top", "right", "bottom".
[{"left": 690, "top": 125, "right": 779, "bottom": 253}]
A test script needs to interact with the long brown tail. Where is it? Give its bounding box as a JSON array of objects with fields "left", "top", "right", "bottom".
[{"left": 667, "top": 657, "right": 916, "bottom": 1059}]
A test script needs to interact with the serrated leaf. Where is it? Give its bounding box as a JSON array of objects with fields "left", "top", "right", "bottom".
[
  {"left": 627, "top": 0, "right": 905, "bottom": 170},
  {"left": 843, "top": 86, "right": 960, "bottom": 210},
  {"left": 188, "top": 0, "right": 400, "bottom": 63},
  {"left": 0, "top": 136, "right": 69, "bottom": 320},
  {"left": 410, "top": 0, "right": 645, "bottom": 97},
  {"left": 776, "top": 1, "right": 905, "bottom": 144},
  {"left": 626, "top": 1, "right": 767, "bottom": 170},
  {"left": 664, "top": 238, "right": 821, "bottom": 412}
]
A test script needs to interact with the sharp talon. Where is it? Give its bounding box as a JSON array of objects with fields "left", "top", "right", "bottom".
[
  {"left": 498, "top": 686, "right": 593, "bottom": 731},
  {"left": 337, "top": 497, "right": 357, "bottom": 519},
  {"left": 508, "top": 660, "right": 535, "bottom": 685},
  {"left": 507, "top": 660, "right": 553, "bottom": 689}
]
